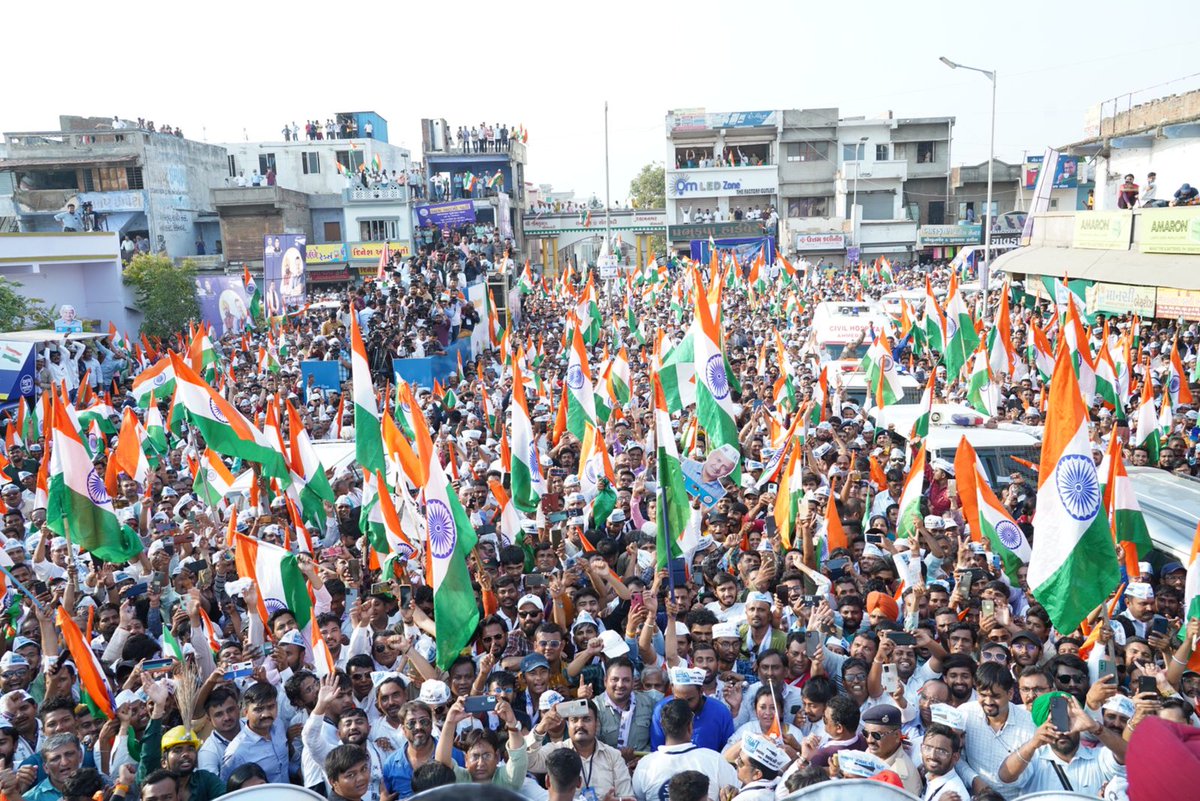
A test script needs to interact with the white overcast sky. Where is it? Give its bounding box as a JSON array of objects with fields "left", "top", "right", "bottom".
[{"left": 4, "top": 0, "right": 1199, "bottom": 201}]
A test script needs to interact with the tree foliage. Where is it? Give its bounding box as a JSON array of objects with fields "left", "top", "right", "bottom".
[
  {"left": 629, "top": 162, "right": 665, "bottom": 210},
  {"left": 124, "top": 254, "right": 201, "bottom": 339},
  {"left": 0, "top": 277, "right": 55, "bottom": 331}
]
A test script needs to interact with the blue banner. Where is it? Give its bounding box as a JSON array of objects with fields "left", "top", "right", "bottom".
[
  {"left": 0, "top": 341, "right": 36, "bottom": 403},
  {"left": 301, "top": 360, "right": 342, "bottom": 400},
  {"left": 415, "top": 200, "right": 477, "bottom": 228},
  {"left": 689, "top": 237, "right": 776, "bottom": 271},
  {"left": 392, "top": 338, "right": 472, "bottom": 390}
]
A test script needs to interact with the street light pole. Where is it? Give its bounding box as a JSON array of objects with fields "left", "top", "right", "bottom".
[
  {"left": 940, "top": 56, "right": 997, "bottom": 319},
  {"left": 851, "top": 135, "right": 867, "bottom": 262}
]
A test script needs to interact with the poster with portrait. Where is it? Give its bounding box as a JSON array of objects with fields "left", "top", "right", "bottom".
[
  {"left": 681, "top": 444, "right": 741, "bottom": 507},
  {"left": 195, "top": 276, "right": 251, "bottom": 337},
  {"left": 263, "top": 234, "right": 308, "bottom": 313}
]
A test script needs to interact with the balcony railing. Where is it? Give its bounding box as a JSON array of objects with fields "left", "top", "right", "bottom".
[
  {"left": 345, "top": 186, "right": 411, "bottom": 203},
  {"left": 4, "top": 130, "right": 143, "bottom": 152}
]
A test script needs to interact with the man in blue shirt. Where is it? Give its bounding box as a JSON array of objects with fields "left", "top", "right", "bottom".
[
  {"left": 220, "top": 682, "right": 292, "bottom": 784},
  {"left": 27, "top": 733, "right": 84, "bottom": 801},
  {"left": 382, "top": 700, "right": 463, "bottom": 798},
  {"left": 648, "top": 667, "right": 734, "bottom": 751}
]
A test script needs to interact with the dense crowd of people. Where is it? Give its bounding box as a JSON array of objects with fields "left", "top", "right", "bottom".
[{"left": 3, "top": 227, "right": 1200, "bottom": 801}]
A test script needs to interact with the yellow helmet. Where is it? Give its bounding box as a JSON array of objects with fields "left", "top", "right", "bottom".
[{"left": 162, "top": 726, "right": 201, "bottom": 751}]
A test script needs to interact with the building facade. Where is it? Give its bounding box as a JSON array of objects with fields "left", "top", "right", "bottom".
[
  {"left": 0, "top": 115, "right": 227, "bottom": 259},
  {"left": 663, "top": 108, "right": 953, "bottom": 266}
]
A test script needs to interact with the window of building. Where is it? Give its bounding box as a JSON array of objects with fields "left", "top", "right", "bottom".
[
  {"left": 228, "top": 155, "right": 237, "bottom": 178},
  {"left": 916, "top": 141, "right": 936, "bottom": 163},
  {"left": 302, "top": 152, "right": 320, "bottom": 175},
  {"left": 876, "top": 144, "right": 889, "bottom": 161},
  {"left": 842, "top": 142, "right": 865, "bottom": 161},
  {"left": 359, "top": 219, "right": 398, "bottom": 241},
  {"left": 674, "top": 146, "right": 714, "bottom": 168},
  {"left": 323, "top": 221, "right": 342, "bottom": 242},
  {"left": 785, "top": 141, "right": 829, "bottom": 163},
  {"left": 125, "top": 167, "right": 144, "bottom": 189},
  {"left": 258, "top": 153, "right": 277, "bottom": 175},
  {"left": 336, "top": 150, "right": 365, "bottom": 173},
  {"left": 726, "top": 142, "right": 771, "bottom": 166},
  {"left": 18, "top": 169, "right": 78, "bottom": 191},
  {"left": 84, "top": 167, "right": 131, "bottom": 192},
  {"left": 787, "top": 197, "right": 829, "bottom": 218}
]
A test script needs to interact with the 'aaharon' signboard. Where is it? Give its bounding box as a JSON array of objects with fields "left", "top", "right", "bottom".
[
  {"left": 1140, "top": 207, "right": 1200, "bottom": 255},
  {"left": 1072, "top": 212, "right": 1131, "bottom": 250}
]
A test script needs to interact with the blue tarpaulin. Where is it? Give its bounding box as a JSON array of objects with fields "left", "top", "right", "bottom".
[
  {"left": 689, "top": 237, "right": 775, "bottom": 271},
  {"left": 392, "top": 337, "right": 472, "bottom": 390}
]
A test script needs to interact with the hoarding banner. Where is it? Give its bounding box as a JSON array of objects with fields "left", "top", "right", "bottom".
[
  {"left": 195, "top": 276, "right": 251, "bottom": 337},
  {"left": 263, "top": 234, "right": 307, "bottom": 313},
  {"left": 1156, "top": 287, "right": 1200, "bottom": 321},
  {"left": 667, "top": 109, "right": 777, "bottom": 132},
  {"left": 0, "top": 341, "right": 36, "bottom": 402},
  {"left": 415, "top": 200, "right": 476, "bottom": 227},
  {"left": 1022, "top": 148, "right": 1060, "bottom": 246},
  {"left": 1072, "top": 212, "right": 1131, "bottom": 250},
  {"left": 497, "top": 192, "right": 513, "bottom": 240},
  {"left": 347, "top": 241, "right": 412, "bottom": 262},
  {"left": 306, "top": 244, "right": 348, "bottom": 263},
  {"left": 917, "top": 225, "right": 982, "bottom": 247},
  {"left": 1140, "top": 207, "right": 1200, "bottom": 255},
  {"left": 666, "top": 168, "right": 778, "bottom": 199},
  {"left": 794, "top": 233, "right": 846, "bottom": 251},
  {"left": 1023, "top": 154, "right": 1081, "bottom": 190},
  {"left": 1087, "top": 282, "right": 1155, "bottom": 317}
]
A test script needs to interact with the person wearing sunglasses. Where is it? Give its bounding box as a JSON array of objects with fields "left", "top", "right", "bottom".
[
  {"left": 381, "top": 700, "right": 459, "bottom": 798},
  {"left": 1045, "top": 654, "right": 1091, "bottom": 705},
  {"left": 860, "top": 704, "right": 920, "bottom": 796}
]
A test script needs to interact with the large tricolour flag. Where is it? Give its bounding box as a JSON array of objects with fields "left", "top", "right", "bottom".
[
  {"left": 974, "top": 459, "right": 1032, "bottom": 583},
  {"left": 653, "top": 373, "right": 689, "bottom": 570},
  {"left": 412, "top": 401, "right": 478, "bottom": 669},
  {"left": 131, "top": 357, "right": 175, "bottom": 408},
  {"left": 692, "top": 269, "right": 740, "bottom": 480},
  {"left": 46, "top": 391, "right": 141, "bottom": 563},
  {"left": 350, "top": 312, "right": 385, "bottom": 475},
  {"left": 234, "top": 531, "right": 314, "bottom": 635},
  {"left": 1030, "top": 343, "right": 1120, "bottom": 634},
  {"left": 565, "top": 322, "right": 597, "bottom": 440},
  {"left": 509, "top": 356, "right": 544, "bottom": 513},
  {"left": 895, "top": 443, "right": 925, "bottom": 539},
  {"left": 168, "top": 353, "right": 290, "bottom": 483},
  {"left": 1101, "top": 433, "right": 1151, "bottom": 578}
]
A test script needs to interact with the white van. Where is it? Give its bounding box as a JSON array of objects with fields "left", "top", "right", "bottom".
[
  {"left": 811, "top": 301, "right": 889, "bottom": 362},
  {"left": 868, "top": 403, "right": 1043, "bottom": 488}
]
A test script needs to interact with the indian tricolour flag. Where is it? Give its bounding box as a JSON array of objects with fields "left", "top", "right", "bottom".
[
  {"left": 1030, "top": 343, "right": 1120, "bottom": 634},
  {"left": 509, "top": 357, "right": 544, "bottom": 514},
  {"left": 653, "top": 373, "right": 690, "bottom": 570},
  {"left": 773, "top": 439, "right": 805, "bottom": 550},
  {"left": 974, "top": 459, "right": 1032, "bottom": 583},
  {"left": 144, "top": 404, "right": 167, "bottom": 460},
  {"left": 659, "top": 330, "right": 696, "bottom": 413},
  {"left": 422, "top": 423, "right": 479, "bottom": 670},
  {"left": 895, "top": 443, "right": 926, "bottom": 539},
  {"left": 1101, "top": 433, "right": 1151, "bottom": 578},
  {"left": 565, "top": 324, "right": 597, "bottom": 440},
  {"left": 1182, "top": 522, "right": 1200, "bottom": 670},
  {"left": 693, "top": 270, "right": 740, "bottom": 481},
  {"left": 286, "top": 400, "right": 334, "bottom": 525},
  {"left": 910, "top": 370, "right": 935, "bottom": 441},
  {"left": 942, "top": 272, "right": 979, "bottom": 381},
  {"left": 113, "top": 408, "right": 150, "bottom": 485},
  {"left": 966, "top": 344, "right": 998, "bottom": 417},
  {"left": 350, "top": 312, "right": 385, "bottom": 475},
  {"left": 864, "top": 331, "right": 903, "bottom": 409},
  {"left": 193, "top": 449, "right": 235, "bottom": 508},
  {"left": 45, "top": 392, "right": 142, "bottom": 563},
  {"left": 234, "top": 531, "right": 314, "bottom": 638},
  {"left": 609, "top": 346, "right": 632, "bottom": 407},
  {"left": 132, "top": 358, "right": 175, "bottom": 408},
  {"left": 923, "top": 276, "right": 947, "bottom": 356},
  {"left": 168, "top": 354, "right": 290, "bottom": 483},
  {"left": 361, "top": 471, "right": 417, "bottom": 562},
  {"left": 1132, "top": 367, "right": 1160, "bottom": 464}
]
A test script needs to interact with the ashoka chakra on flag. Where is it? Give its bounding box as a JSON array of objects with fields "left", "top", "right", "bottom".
[
  {"left": 208, "top": 398, "right": 229, "bottom": 424},
  {"left": 994, "top": 519, "right": 1024, "bottom": 550},
  {"left": 705, "top": 354, "right": 729, "bottom": 399},
  {"left": 426, "top": 499, "right": 456, "bottom": 558},
  {"left": 1055, "top": 454, "right": 1101, "bottom": 522},
  {"left": 566, "top": 365, "right": 585, "bottom": 390},
  {"left": 86, "top": 469, "right": 109, "bottom": 504}
]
